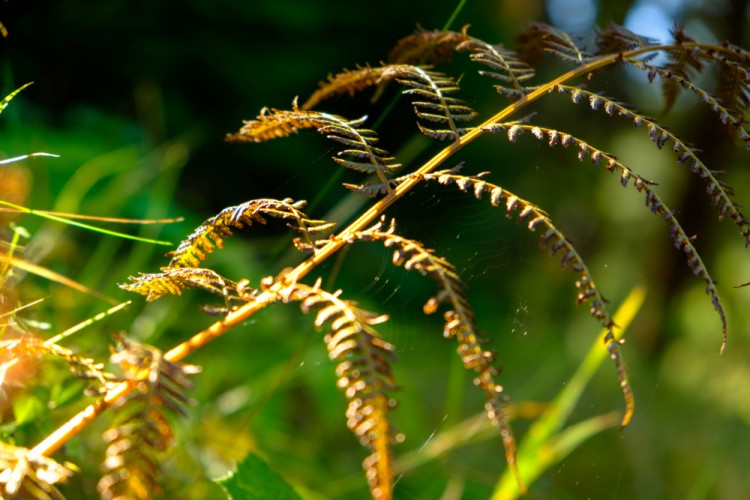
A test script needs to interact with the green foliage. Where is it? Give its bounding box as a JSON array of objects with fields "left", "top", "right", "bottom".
[{"left": 216, "top": 453, "right": 301, "bottom": 500}]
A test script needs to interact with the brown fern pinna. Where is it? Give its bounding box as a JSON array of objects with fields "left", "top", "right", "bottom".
[{"left": 10, "top": 22, "right": 749, "bottom": 500}]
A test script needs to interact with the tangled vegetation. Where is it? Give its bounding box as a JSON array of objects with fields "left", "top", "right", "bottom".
[{"left": 2, "top": 17, "right": 749, "bottom": 500}]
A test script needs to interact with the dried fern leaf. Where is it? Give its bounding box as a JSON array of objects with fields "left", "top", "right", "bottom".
[
  {"left": 387, "top": 25, "right": 470, "bottom": 65},
  {"left": 340, "top": 218, "right": 524, "bottom": 490},
  {"left": 417, "top": 169, "right": 634, "bottom": 426},
  {"left": 120, "top": 267, "right": 240, "bottom": 303},
  {"left": 166, "top": 198, "right": 334, "bottom": 268},
  {"left": 552, "top": 83, "right": 750, "bottom": 246},
  {"left": 302, "top": 64, "right": 389, "bottom": 110},
  {"left": 227, "top": 101, "right": 399, "bottom": 185},
  {"left": 657, "top": 26, "right": 706, "bottom": 115},
  {"left": 343, "top": 175, "right": 410, "bottom": 198},
  {"left": 595, "top": 22, "right": 658, "bottom": 54},
  {"left": 98, "top": 337, "right": 200, "bottom": 500},
  {"left": 484, "top": 123, "right": 729, "bottom": 353},
  {"left": 307, "top": 63, "right": 478, "bottom": 141},
  {"left": 284, "top": 280, "right": 397, "bottom": 500},
  {"left": 423, "top": 172, "right": 613, "bottom": 326},
  {"left": 1, "top": 336, "right": 113, "bottom": 391},
  {"left": 288, "top": 63, "right": 476, "bottom": 143},
  {"left": 517, "top": 22, "right": 593, "bottom": 66},
  {"left": 379, "top": 64, "right": 476, "bottom": 141},
  {"left": 0, "top": 442, "right": 74, "bottom": 499},
  {"left": 712, "top": 41, "right": 750, "bottom": 119},
  {"left": 457, "top": 36, "right": 536, "bottom": 100},
  {"left": 627, "top": 58, "right": 750, "bottom": 151}
]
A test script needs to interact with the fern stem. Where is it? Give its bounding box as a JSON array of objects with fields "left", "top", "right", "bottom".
[
  {"left": 442, "top": 0, "right": 468, "bottom": 31},
  {"left": 29, "top": 380, "right": 138, "bottom": 457}
]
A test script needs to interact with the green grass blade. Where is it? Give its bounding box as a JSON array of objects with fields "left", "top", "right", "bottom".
[
  {"left": 0, "top": 200, "right": 173, "bottom": 246},
  {"left": 492, "top": 285, "right": 647, "bottom": 499},
  {"left": 0, "top": 82, "right": 33, "bottom": 115},
  {"left": 0, "top": 152, "right": 59, "bottom": 165}
]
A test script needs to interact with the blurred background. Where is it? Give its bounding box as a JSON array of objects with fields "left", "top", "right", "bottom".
[{"left": 1, "top": 0, "right": 749, "bottom": 498}]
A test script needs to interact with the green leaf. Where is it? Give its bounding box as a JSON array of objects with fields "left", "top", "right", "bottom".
[
  {"left": 216, "top": 453, "right": 301, "bottom": 500},
  {"left": 13, "top": 392, "right": 46, "bottom": 426},
  {"left": 50, "top": 378, "right": 87, "bottom": 409}
]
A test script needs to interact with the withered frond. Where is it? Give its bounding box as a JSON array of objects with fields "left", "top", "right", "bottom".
[
  {"left": 227, "top": 101, "right": 399, "bottom": 185},
  {"left": 380, "top": 64, "right": 477, "bottom": 141},
  {"left": 552, "top": 83, "right": 750, "bottom": 246},
  {"left": 166, "top": 198, "right": 334, "bottom": 268},
  {"left": 516, "top": 22, "right": 594, "bottom": 66},
  {"left": 1, "top": 336, "right": 113, "bottom": 392},
  {"left": 457, "top": 36, "right": 536, "bottom": 100},
  {"left": 712, "top": 42, "right": 750, "bottom": 119},
  {"left": 284, "top": 281, "right": 397, "bottom": 500},
  {"left": 302, "top": 64, "right": 388, "bottom": 110},
  {"left": 418, "top": 169, "right": 633, "bottom": 426},
  {"left": 343, "top": 175, "right": 410, "bottom": 198},
  {"left": 659, "top": 25, "right": 705, "bottom": 115},
  {"left": 342, "top": 218, "right": 523, "bottom": 491},
  {"left": 0, "top": 441, "right": 75, "bottom": 499},
  {"left": 120, "top": 267, "right": 240, "bottom": 303},
  {"left": 605, "top": 28, "right": 750, "bottom": 144},
  {"left": 387, "top": 25, "right": 470, "bottom": 65},
  {"left": 304, "top": 63, "right": 477, "bottom": 143},
  {"left": 422, "top": 171, "right": 613, "bottom": 327},
  {"left": 595, "top": 23, "right": 658, "bottom": 54},
  {"left": 484, "top": 122, "right": 729, "bottom": 353},
  {"left": 98, "top": 337, "right": 200, "bottom": 500},
  {"left": 626, "top": 58, "right": 750, "bottom": 152}
]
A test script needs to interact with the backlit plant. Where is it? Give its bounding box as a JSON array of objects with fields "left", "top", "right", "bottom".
[{"left": 2, "top": 21, "right": 749, "bottom": 500}]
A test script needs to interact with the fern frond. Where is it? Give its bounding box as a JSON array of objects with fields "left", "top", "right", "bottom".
[
  {"left": 166, "top": 198, "right": 334, "bottom": 268},
  {"left": 0, "top": 441, "right": 74, "bottom": 499},
  {"left": 484, "top": 123, "right": 729, "bottom": 353},
  {"left": 552, "top": 83, "right": 750, "bottom": 246},
  {"left": 284, "top": 280, "right": 397, "bottom": 500},
  {"left": 302, "top": 64, "right": 388, "bottom": 110},
  {"left": 517, "top": 22, "right": 594, "bottom": 66},
  {"left": 343, "top": 175, "right": 410, "bottom": 198},
  {"left": 381, "top": 64, "right": 476, "bottom": 141},
  {"left": 1, "top": 336, "right": 113, "bottom": 391},
  {"left": 98, "top": 337, "right": 200, "bottom": 500},
  {"left": 708, "top": 41, "right": 750, "bottom": 119},
  {"left": 120, "top": 267, "right": 240, "bottom": 303},
  {"left": 299, "top": 62, "right": 476, "bottom": 142},
  {"left": 227, "top": 100, "right": 399, "bottom": 185},
  {"left": 387, "top": 25, "right": 470, "bottom": 65},
  {"left": 457, "top": 36, "right": 536, "bottom": 100},
  {"left": 426, "top": 171, "right": 612, "bottom": 325},
  {"left": 307, "top": 25, "right": 471, "bottom": 109},
  {"left": 626, "top": 58, "right": 750, "bottom": 151},
  {"left": 339, "top": 217, "right": 524, "bottom": 490},
  {"left": 658, "top": 26, "right": 705, "bottom": 115},
  {"left": 595, "top": 22, "right": 658, "bottom": 54},
  {"left": 416, "top": 169, "right": 632, "bottom": 426}
]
